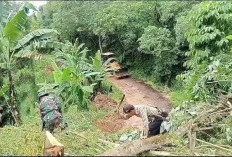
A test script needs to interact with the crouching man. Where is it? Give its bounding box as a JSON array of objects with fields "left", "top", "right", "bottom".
[
  {"left": 123, "top": 104, "right": 169, "bottom": 138},
  {"left": 38, "top": 91, "right": 67, "bottom": 134}
]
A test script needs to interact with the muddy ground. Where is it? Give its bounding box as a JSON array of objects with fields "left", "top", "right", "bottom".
[{"left": 94, "top": 77, "right": 172, "bottom": 132}]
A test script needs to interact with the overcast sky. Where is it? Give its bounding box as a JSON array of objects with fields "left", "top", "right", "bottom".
[
  {"left": 30, "top": 1, "right": 47, "bottom": 7},
  {"left": 16, "top": 1, "right": 47, "bottom": 8}
]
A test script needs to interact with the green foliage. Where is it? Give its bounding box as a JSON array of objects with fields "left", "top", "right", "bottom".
[
  {"left": 158, "top": 2, "right": 198, "bottom": 29},
  {"left": 138, "top": 26, "right": 177, "bottom": 83},
  {"left": 175, "top": 15, "right": 189, "bottom": 49},
  {"left": 39, "top": 40, "right": 107, "bottom": 110},
  {"left": 139, "top": 26, "right": 174, "bottom": 55},
  {"left": 0, "top": 2, "right": 61, "bottom": 125},
  {"left": 170, "top": 83, "right": 191, "bottom": 107},
  {"left": 14, "top": 29, "right": 59, "bottom": 53},
  {"left": 0, "top": 105, "right": 124, "bottom": 155},
  {"left": 39, "top": 1, "right": 108, "bottom": 42},
  {"left": 0, "top": 2, "right": 11, "bottom": 26},
  {"left": 34, "top": 1, "right": 197, "bottom": 86},
  {"left": 185, "top": 2, "right": 232, "bottom": 68},
  {"left": 102, "top": 80, "right": 123, "bottom": 102},
  {"left": 177, "top": 2, "right": 232, "bottom": 103},
  {"left": 3, "top": 2, "right": 36, "bottom": 43}
]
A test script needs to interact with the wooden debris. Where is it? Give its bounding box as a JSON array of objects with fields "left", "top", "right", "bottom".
[
  {"left": 176, "top": 94, "right": 232, "bottom": 151},
  {"left": 101, "top": 134, "right": 170, "bottom": 156},
  {"left": 196, "top": 139, "right": 232, "bottom": 153},
  {"left": 44, "top": 131, "right": 64, "bottom": 156},
  {"left": 150, "top": 151, "right": 172, "bottom": 156},
  {"left": 115, "top": 94, "right": 125, "bottom": 117}
]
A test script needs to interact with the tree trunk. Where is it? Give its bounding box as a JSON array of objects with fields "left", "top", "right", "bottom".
[
  {"left": 98, "top": 35, "right": 103, "bottom": 53},
  {"left": 44, "top": 131, "right": 64, "bottom": 156},
  {"left": 31, "top": 59, "right": 37, "bottom": 106},
  {"left": 8, "top": 70, "right": 21, "bottom": 125},
  {"left": 101, "top": 134, "right": 170, "bottom": 156}
]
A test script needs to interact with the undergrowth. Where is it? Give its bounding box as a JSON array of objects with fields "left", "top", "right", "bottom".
[
  {"left": 102, "top": 79, "right": 124, "bottom": 102},
  {"left": 131, "top": 68, "right": 169, "bottom": 93},
  {"left": 0, "top": 105, "right": 127, "bottom": 156},
  {"left": 0, "top": 55, "right": 128, "bottom": 155}
]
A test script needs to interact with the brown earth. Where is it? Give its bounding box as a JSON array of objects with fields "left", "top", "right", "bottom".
[
  {"left": 93, "top": 92, "right": 117, "bottom": 110},
  {"left": 45, "top": 64, "right": 54, "bottom": 75},
  {"left": 93, "top": 93, "right": 125, "bottom": 132},
  {"left": 94, "top": 77, "right": 172, "bottom": 132},
  {"left": 109, "top": 77, "right": 172, "bottom": 130},
  {"left": 94, "top": 115, "right": 125, "bottom": 133}
]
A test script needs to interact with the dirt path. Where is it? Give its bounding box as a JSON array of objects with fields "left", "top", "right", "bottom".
[{"left": 109, "top": 77, "right": 172, "bottom": 130}]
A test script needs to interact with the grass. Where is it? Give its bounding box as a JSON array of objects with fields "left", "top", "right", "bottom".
[
  {"left": 102, "top": 79, "right": 124, "bottom": 103},
  {"left": 131, "top": 68, "right": 170, "bottom": 93},
  {"left": 34, "top": 54, "right": 56, "bottom": 85},
  {"left": 0, "top": 104, "right": 128, "bottom": 156},
  {"left": 170, "top": 89, "right": 189, "bottom": 107},
  {"left": 1, "top": 64, "right": 128, "bottom": 155},
  {"left": 169, "top": 80, "right": 192, "bottom": 107}
]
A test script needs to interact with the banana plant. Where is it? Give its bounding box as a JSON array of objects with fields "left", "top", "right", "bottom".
[
  {"left": 50, "top": 40, "right": 93, "bottom": 109},
  {"left": 0, "top": 2, "right": 60, "bottom": 125},
  {"left": 42, "top": 40, "right": 108, "bottom": 110}
]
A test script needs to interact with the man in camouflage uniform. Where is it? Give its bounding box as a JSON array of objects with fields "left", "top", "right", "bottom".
[
  {"left": 123, "top": 104, "right": 169, "bottom": 138},
  {"left": 38, "top": 91, "right": 66, "bottom": 133}
]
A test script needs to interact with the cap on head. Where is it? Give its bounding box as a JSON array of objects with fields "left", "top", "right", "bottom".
[{"left": 38, "top": 91, "right": 49, "bottom": 99}]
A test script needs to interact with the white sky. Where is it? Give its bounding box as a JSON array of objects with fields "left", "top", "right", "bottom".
[
  {"left": 30, "top": 1, "right": 47, "bottom": 7},
  {"left": 16, "top": 1, "right": 47, "bottom": 8}
]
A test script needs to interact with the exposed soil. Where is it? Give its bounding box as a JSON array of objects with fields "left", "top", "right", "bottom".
[
  {"left": 93, "top": 93, "right": 125, "bottom": 132},
  {"left": 93, "top": 92, "right": 117, "bottom": 110},
  {"left": 45, "top": 64, "right": 54, "bottom": 75},
  {"left": 109, "top": 77, "right": 172, "bottom": 111},
  {"left": 94, "top": 77, "right": 172, "bottom": 132},
  {"left": 94, "top": 115, "right": 125, "bottom": 133},
  {"left": 108, "top": 77, "right": 172, "bottom": 130}
]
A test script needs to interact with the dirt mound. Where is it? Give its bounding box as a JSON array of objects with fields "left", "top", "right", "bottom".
[
  {"left": 94, "top": 115, "right": 125, "bottom": 133},
  {"left": 93, "top": 92, "right": 117, "bottom": 109},
  {"left": 45, "top": 64, "right": 54, "bottom": 74}
]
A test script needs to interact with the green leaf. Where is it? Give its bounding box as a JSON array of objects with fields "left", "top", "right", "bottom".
[
  {"left": 82, "top": 86, "right": 93, "bottom": 93},
  {"left": 84, "top": 72, "right": 101, "bottom": 77},
  {"left": 53, "top": 71, "right": 62, "bottom": 84},
  {"left": 3, "top": 9, "right": 27, "bottom": 42},
  {"left": 226, "top": 35, "right": 232, "bottom": 40},
  {"left": 3, "top": 3, "right": 37, "bottom": 42},
  {"left": 62, "top": 67, "right": 71, "bottom": 81},
  {"left": 14, "top": 29, "right": 59, "bottom": 51},
  {"left": 92, "top": 51, "right": 103, "bottom": 71}
]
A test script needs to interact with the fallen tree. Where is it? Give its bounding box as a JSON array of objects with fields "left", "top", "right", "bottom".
[
  {"left": 101, "top": 134, "right": 172, "bottom": 156},
  {"left": 175, "top": 94, "right": 232, "bottom": 151}
]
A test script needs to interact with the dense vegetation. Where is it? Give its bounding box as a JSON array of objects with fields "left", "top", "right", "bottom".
[
  {"left": 1, "top": 1, "right": 232, "bottom": 155},
  {"left": 33, "top": 1, "right": 232, "bottom": 104}
]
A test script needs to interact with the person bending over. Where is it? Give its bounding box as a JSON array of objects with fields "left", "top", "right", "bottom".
[
  {"left": 123, "top": 104, "right": 169, "bottom": 138},
  {"left": 38, "top": 91, "right": 67, "bottom": 133}
]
